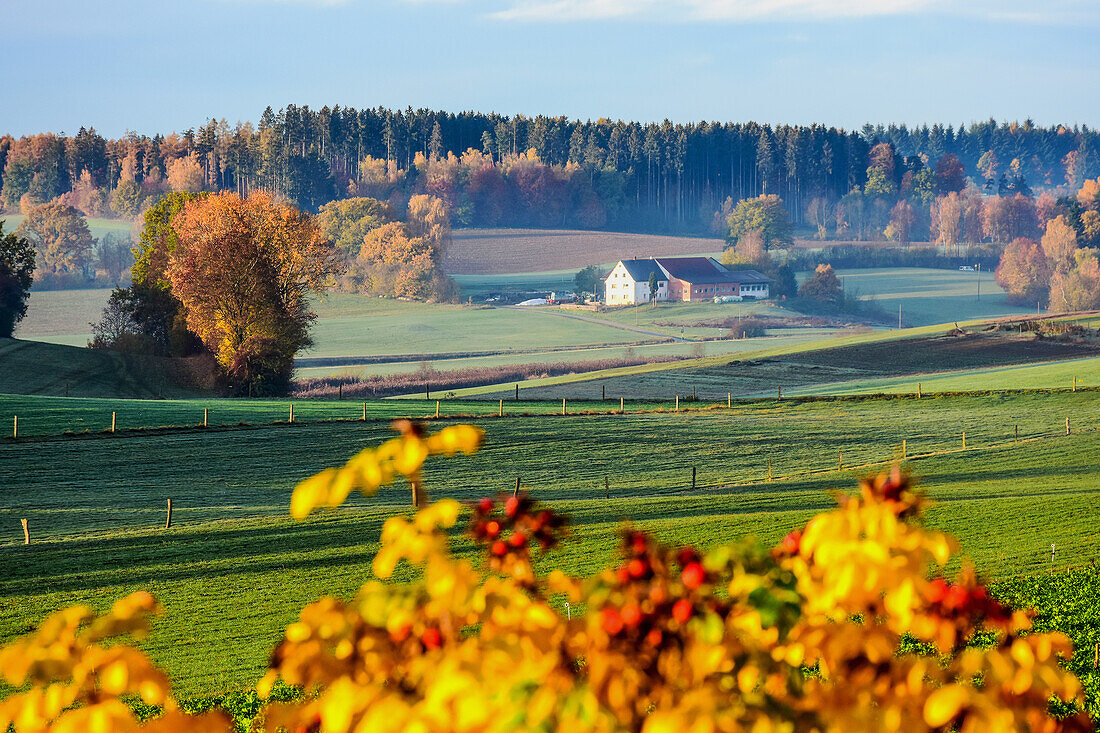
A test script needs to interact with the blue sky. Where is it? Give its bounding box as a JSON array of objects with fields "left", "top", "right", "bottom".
[{"left": 5, "top": 0, "right": 1098, "bottom": 137}]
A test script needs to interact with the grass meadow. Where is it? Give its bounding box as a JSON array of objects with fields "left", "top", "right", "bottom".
[{"left": 1, "top": 391, "right": 1098, "bottom": 696}]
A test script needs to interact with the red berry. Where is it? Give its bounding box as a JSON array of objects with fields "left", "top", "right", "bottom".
[
  {"left": 508, "top": 531, "right": 527, "bottom": 548},
  {"left": 602, "top": 607, "right": 624, "bottom": 635},
  {"left": 491, "top": 541, "right": 507, "bottom": 557},
  {"left": 926, "top": 578, "right": 949, "bottom": 604},
  {"left": 477, "top": 498, "right": 493, "bottom": 514},
  {"left": 676, "top": 547, "right": 699, "bottom": 566},
  {"left": 645, "top": 628, "right": 663, "bottom": 646},
  {"left": 389, "top": 623, "right": 411, "bottom": 642},
  {"left": 485, "top": 520, "right": 501, "bottom": 537},
  {"left": 672, "top": 598, "right": 693, "bottom": 624},
  {"left": 616, "top": 566, "right": 631, "bottom": 584},
  {"left": 682, "top": 562, "right": 705, "bottom": 590},
  {"left": 944, "top": 585, "right": 968, "bottom": 611},
  {"left": 649, "top": 585, "right": 668, "bottom": 604},
  {"left": 627, "top": 558, "right": 648, "bottom": 578},
  {"left": 505, "top": 496, "right": 520, "bottom": 517},
  {"left": 779, "top": 530, "right": 802, "bottom": 556},
  {"left": 421, "top": 628, "right": 442, "bottom": 649},
  {"left": 621, "top": 603, "right": 642, "bottom": 628}
]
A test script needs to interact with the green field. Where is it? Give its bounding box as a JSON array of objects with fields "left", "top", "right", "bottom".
[
  {"left": 14, "top": 288, "right": 112, "bottom": 347},
  {"left": 835, "top": 267, "right": 1036, "bottom": 326},
  {"left": 782, "top": 355, "right": 1100, "bottom": 396},
  {"left": 2, "top": 391, "right": 1098, "bottom": 696},
  {"left": 0, "top": 214, "right": 134, "bottom": 243}
]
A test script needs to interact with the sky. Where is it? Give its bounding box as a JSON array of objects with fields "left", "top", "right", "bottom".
[{"left": 4, "top": 0, "right": 1098, "bottom": 138}]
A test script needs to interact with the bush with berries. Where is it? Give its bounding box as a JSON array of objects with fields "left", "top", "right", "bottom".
[{"left": 0, "top": 422, "right": 1091, "bottom": 732}]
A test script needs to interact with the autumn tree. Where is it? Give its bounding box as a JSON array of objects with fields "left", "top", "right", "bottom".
[
  {"left": 798, "top": 263, "right": 843, "bottom": 305},
  {"left": 14, "top": 202, "right": 93, "bottom": 278},
  {"left": 132, "top": 191, "right": 206, "bottom": 287},
  {"left": 1049, "top": 249, "right": 1100, "bottom": 313},
  {"left": 725, "top": 194, "right": 792, "bottom": 249},
  {"left": 168, "top": 192, "right": 339, "bottom": 394},
  {"left": 1041, "top": 215, "right": 1079, "bottom": 273},
  {"left": 994, "top": 238, "right": 1050, "bottom": 306},
  {"left": 933, "top": 153, "right": 967, "bottom": 194},
  {"left": 930, "top": 193, "right": 964, "bottom": 252},
  {"left": 884, "top": 200, "right": 915, "bottom": 246},
  {"left": 0, "top": 222, "right": 35, "bottom": 337},
  {"left": 166, "top": 153, "right": 205, "bottom": 193},
  {"left": 316, "top": 197, "right": 391, "bottom": 257}
]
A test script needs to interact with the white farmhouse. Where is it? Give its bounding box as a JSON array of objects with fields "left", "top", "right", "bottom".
[
  {"left": 603, "top": 257, "right": 771, "bottom": 305},
  {"left": 603, "top": 259, "right": 669, "bottom": 306}
]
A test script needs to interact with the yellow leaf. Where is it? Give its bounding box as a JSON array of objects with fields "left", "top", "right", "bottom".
[{"left": 924, "top": 684, "right": 968, "bottom": 727}]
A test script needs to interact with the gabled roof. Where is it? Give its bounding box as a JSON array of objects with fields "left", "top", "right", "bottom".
[
  {"left": 655, "top": 257, "right": 771, "bottom": 284},
  {"left": 618, "top": 258, "right": 668, "bottom": 282}
]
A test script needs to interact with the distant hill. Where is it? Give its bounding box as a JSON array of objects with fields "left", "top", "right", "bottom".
[{"left": 0, "top": 338, "right": 213, "bottom": 399}]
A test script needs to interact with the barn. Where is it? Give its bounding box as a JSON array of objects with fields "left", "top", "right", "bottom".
[{"left": 604, "top": 257, "right": 770, "bottom": 305}]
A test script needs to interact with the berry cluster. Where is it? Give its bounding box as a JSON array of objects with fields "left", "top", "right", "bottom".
[
  {"left": 860, "top": 466, "right": 922, "bottom": 517},
  {"left": 925, "top": 577, "right": 1012, "bottom": 625},
  {"left": 596, "top": 531, "right": 721, "bottom": 647},
  {"left": 469, "top": 493, "right": 567, "bottom": 575}
]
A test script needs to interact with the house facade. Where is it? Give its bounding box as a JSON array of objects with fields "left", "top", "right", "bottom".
[{"left": 604, "top": 257, "right": 770, "bottom": 305}]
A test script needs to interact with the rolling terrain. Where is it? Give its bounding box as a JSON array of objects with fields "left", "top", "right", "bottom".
[{"left": 1, "top": 390, "right": 1098, "bottom": 696}]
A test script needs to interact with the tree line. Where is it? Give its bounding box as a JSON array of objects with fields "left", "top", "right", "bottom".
[{"left": 2, "top": 108, "right": 1098, "bottom": 233}]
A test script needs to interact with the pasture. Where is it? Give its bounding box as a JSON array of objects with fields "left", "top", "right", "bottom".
[
  {"left": 1, "top": 390, "right": 1099, "bottom": 697},
  {"left": 0, "top": 214, "right": 134, "bottom": 243}
]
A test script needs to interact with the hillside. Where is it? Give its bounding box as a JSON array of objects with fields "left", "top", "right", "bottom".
[{"left": 0, "top": 338, "right": 211, "bottom": 399}]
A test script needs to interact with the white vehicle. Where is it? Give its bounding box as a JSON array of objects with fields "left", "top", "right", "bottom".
[
  {"left": 713, "top": 295, "right": 744, "bottom": 304},
  {"left": 959, "top": 266, "right": 975, "bottom": 271}
]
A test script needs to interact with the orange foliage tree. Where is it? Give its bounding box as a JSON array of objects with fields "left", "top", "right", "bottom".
[
  {"left": 1, "top": 423, "right": 1091, "bottom": 732},
  {"left": 167, "top": 192, "right": 338, "bottom": 394},
  {"left": 995, "top": 238, "right": 1051, "bottom": 306}
]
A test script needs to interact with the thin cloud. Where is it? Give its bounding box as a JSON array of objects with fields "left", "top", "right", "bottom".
[{"left": 487, "top": 0, "right": 1097, "bottom": 23}]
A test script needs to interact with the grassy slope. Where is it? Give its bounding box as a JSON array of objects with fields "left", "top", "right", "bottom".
[
  {"left": 0, "top": 339, "right": 207, "bottom": 399},
  {"left": 305, "top": 294, "right": 654, "bottom": 359},
  {"left": 834, "top": 267, "right": 1036, "bottom": 325},
  {"left": 1, "top": 392, "right": 1098, "bottom": 696},
  {"left": 782, "top": 355, "right": 1100, "bottom": 396},
  {"left": 14, "top": 288, "right": 113, "bottom": 347},
  {"left": 0, "top": 214, "right": 133, "bottom": 242}
]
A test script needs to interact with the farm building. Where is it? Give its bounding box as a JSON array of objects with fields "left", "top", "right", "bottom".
[{"left": 604, "top": 257, "right": 770, "bottom": 305}]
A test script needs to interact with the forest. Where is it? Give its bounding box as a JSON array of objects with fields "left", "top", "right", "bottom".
[{"left": 2, "top": 107, "right": 1099, "bottom": 234}]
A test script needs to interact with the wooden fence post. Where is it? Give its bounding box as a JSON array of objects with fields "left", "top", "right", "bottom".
[
  {"left": 289, "top": 404, "right": 294, "bottom": 423},
  {"left": 768, "top": 460, "right": 773, "bottom": 481},
  {"left": 1072, "top": 376, "right": 1077, "bottom": 392},
  {"left": 411, "top": 481, "right": 423, "bottom": 509},
  {"left": 338, "top": 383, "right": 343, "bottom": 400},
  {"left": 675, "top": 395, "right": 679, "bottom": 412},
  {"left": 620, "top": 397, "right": 624, "bottom": 413},
  {"left": 562, "top": 398, "right": 567, "bottom": 416},
  {"left": 11, "top": 416, "right": 16, "bottom": 439},
  {"left": 838, "top": 451, "right": 842, "bottom": 471},
  {"left": 727, "top": 392, "right": 731, "bottom": 408},
  {"left": 362, "top": 402, "right": 367, "bottom": 421},
  {"left": 21, "top": 519, "right": 28, "bottom": 545},
  {"left": 425, "top": 385, "right": 430, "bottom": 400},
  {"left": 436, "top": 401, "right": 440, "bottom": 418},
  {"left": 602, "top": 384, "right": 606, "bottom": 400},
  {"left": 605, "top": 476, "right": 609, "bottom": 499},
  {"left": 1015, "top": 424, "right": 1019, "bottom": 443},
  {"left": 1066, "top": 417, "right": 1071, "bottom": 436},
  {"left": 111, "top": 412, "right": 116, "bottom": 433},
  {"left": 902, "top": 439, "right": 907, "bottom": 459},
  {"left": 917, "top": 382, "right": 922, "bottom": 399},
  {"left": 515, "top": 384, "right": 519, "bottom": 401},
  {"left": 962, "top": 431, "right": 966, "bottom": 450},
  {"left": 691, "top": 466, "right": 696, "bottom": 491},
  {"left": 514, "top": 477, "right": 520, "bottom": 497},
  {"left": 165, "top": 499, "right": 173, "bottom": 529},
  {"left": 692, "top": 385, "right": 696, "bottom": 401},
  {"left": 203, "top": 408, "right": 208, "bottom": 428},
  {"left": 777, "top": 385, "right": 782, "bottom": 399},
  {"left": 499, "top": 399, "right": 503, "bottom": 417}
]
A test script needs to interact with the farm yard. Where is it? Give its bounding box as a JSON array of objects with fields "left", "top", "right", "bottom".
[{"left": 2, "top": 389, "right": 1100, "bottom": 699}]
